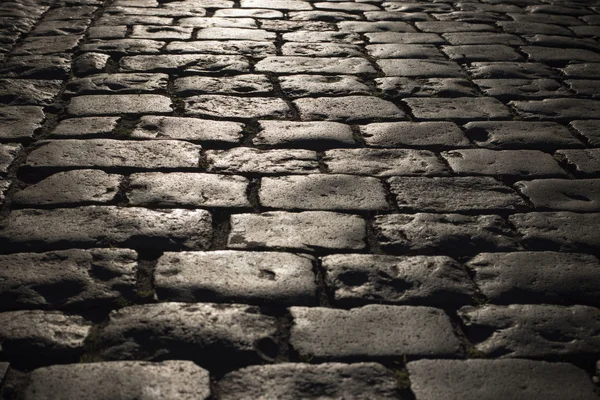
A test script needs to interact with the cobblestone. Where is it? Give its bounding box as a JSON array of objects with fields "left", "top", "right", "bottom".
[
  {"left": 68, "top": 94, "right": 173, "bottom": 115},
  {"left": 206, "top": 148, "right": 318, "bottom": 175},
  {"left": 294, "top": 96, "right": 404, "bottom": 123},
  {"left": 515, "top": 179, "right": 600, "bottom": 212},
  {"left": 254, "top": 121, "right": 355, "bottom": 148},
  {"left": 557, "top": 149, "right": 600, "bottom": 176},
  {"left": 0, "top": 106, "right": 45, "bottom": 140},
  {"left": 131, "top": 116, "right": 243, "bottom": 144},
  {"left": 360, "top": 121, "right": 469, "bottom": 149}
]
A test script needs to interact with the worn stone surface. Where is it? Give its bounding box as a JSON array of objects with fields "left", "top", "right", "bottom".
[
  {"left": 374, "top": 213, "right": 519, "bottom": 255},
  {"left": 131, "top": 116, "right": 243, "bottom": 144},
  {"left": 376, "top": 77, "right": 478, "bottom": 98},
  {"left": 377, "top": 59, "right": 466, "bottom": 77},
  {"left": 407, "top": 359, "right": 600, "bottom": 400},
  {"left": 228, "top": 211, "right": 366, "bottom": 252},
  {"left": 206, "top": 148, "right": 318, "bottom": 175},
  {"left": 255, "top": 56, "right": 375, "bottom": 74},
  {"left": 360, "top": 121, "right": 469, "bottom": 149},
  {"left": 65, "top": 73, "right": 169, "bottom": 95},
  {"left": 0, "top": 248, "right": 136, "bottom": 310},
  {"left": 0, "top": 80, "right": 61, "bottom": 106},
  {"left": 0, "top": 144, "right": 21, "bottom": 176},
  {"left": 96, "top": 302, "right": 279, "bottom": 368},
  {"left": 0, "top": 207, "right": 212, "bottom": 251},
  {"left": 323, "top": 254, "right": 476, "bottom": 308},
  {"left": 50, "top": 117, "right": 120, "bottom": 138},
  {"left": 68, "top": 94, "right": 172, "bottom": 115},
  {"left": 510, "top": 99, "right": 600, "bottom": 120},
  {"left": 254, "top": 121, "right": 355, "bottom": 148},
  {"left": 156, "top": 251, "right": 317, "bottom": 305},
  {"left": 515, "top": 179, "right": 600, "bottom": 212},
  {"left": 218, "top": 363, "right": 400, "bottom": 400},
  {"left": 290, "top": 305, "right": 462, "bottom": 360},
  {"left": 405, "top": 97, "right": 512, "bottom": 121},
  {"left": 571, "top": 120, "right": 600, "bottom": 147},
  {"left": 185, "top": 95, "right": 291, "bottom": 120},
  {"left": 120, "top": 54, "right": 250, "bottom": 73},
  {"left": 280, "top": 75, "right": 371, "bottom": 98},
  {"left": 468, "top": 252, "right": 600, "bottom": 306},
  {"left": 174, "top": 75, "right": 273, "bottom": 96},
  {"left": 23, "top": 361, "right": 211, "bottom": 400},
  {"left": 0, "top": 106, "right": 45, "bottom": 140},
  {"left": 557, "top": 149, "right": 600, "bottom": 176},
  {"left": 294, "top": 96, "right": 404, "bottom": 122},
  {"left": 459, "top": 304, "right": 600, "bottom": 359}
]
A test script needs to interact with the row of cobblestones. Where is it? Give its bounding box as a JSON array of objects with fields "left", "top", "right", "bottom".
[{"left": 1, "top": 0, "right": 600, "bottom": 398}]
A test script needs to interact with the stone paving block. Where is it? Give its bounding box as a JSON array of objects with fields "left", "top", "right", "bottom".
[
  {"left": 228, "top": 211, "right": 366, "bottom": 252},
  {"left": 0, "top": 310, "right": 91, "bottom": 365},
  {"left": 131, "top": 116, "right": 243, "bottom": 144},
  {"left": 51, "top": 117, "right": 120, "bottom": 138},
  {"left": 366, "top": 44, "right": 444, "bottom": 59},
  {"left": 95, "top": 15, "right": 174, "bottom": 26},
  {"left": 474, "top": 78, "right": 570, "bottom": 100},
  {"left": 523, "top": 35, "right": 600, "bottom": 53},
  {"left": 376, "top": 77, "right": 478, "bottom": 98},
  {"left": 0, "top": 80, "right": 62, "bottom": 106},
  {"left": 120, "top": 54, "right": 250, "bottom": 73},
  {"left": 259, "top": 174, "right": 389, "bottom": 211},
  {"left": 0, "top": 106, "right": 44, "bottom": 140},
  {"left": 13, "top": 169, "right": 120, "bottom": 206},
  {"left": 338, "top": 21, "right": 414, "bottom": 33},
  {"left": 165, "top": 40, "right": 275, "bottom": 57},
  {"left": 218, "top": 362, "right": 400, "bottom": 400},
  {"left": 442, "top": 149, "right": 567, "bottom": 178},
  {"left": 467, "top": 61, "right": 558, "bottom": 79},
  {"left": 25, "top": 139, "right": 200, "bottom": 170},
  {"left": 364, "top": 11, "right": 431, "bottom": 22},
  {"left": 374, "top": 213, "right": 519, "bottom": 255},
  {"left": 365, "top": 32, "right": 444, "bottom": 44},
  {"left": 128, "top": 172, "right": 250, "bottom": 208},
  {"left": 68, "top": 95, "right": 172, "bottom": 116},
  {"left": 324, "top": 148, "right": 448, "bottom": 177},
  {"left": 360, "top": 121, "right": 470, "bottom": 149},
  {"left": 23, "top": 361, "right": 211, "bottom": 400},
  {"left": 290, "top": 305, "right": 462, "bottom": 360},
  {"left": 459, "top": 304, "right": 600, "bottom": 359},
  {"left": 468, "top": 252, "right": 600, "bottom": 306},
  {"left": 73, "top": 52, "right": 110, "bottom": 76},
  {"left": 279, "top": 75, "right": 371, "bottom": 98},
  {"left": 0, "top": 143, "right": 20, "bottom": 176},
  {"left": 0, "top": 206, "right": 212, "bottom": 251},
  {"left": 561, "top": 64, "right": 600, "bottom": 79},
  {"left": 515, "top": 179, "right": 600, "bottom": 212},
  {"left": 499, "top": 22, "right": 572, "bottom": 36},
  {"left": 12, "top": 35, "right": 83, "bottom": 55},
  {"left": 283, "top": 31, "right": 362, "bottom": 44},
  {"left": 184, "top": 95, "right": 291, "bottom": 120},
  {"left": 0, "top": 179, "right": 9, "bottom": 205},
  {"left": 323, "top": 254, "right": 476, "bottom": 308},
  {"left": 0, "top": 54, "right": 72, "bottom": 79},
  {"left": 261, "top": 20, "right": 335, "bottom": 32},
  {"left": 281, "top": 42, "right": 363, "bottom": 57},
  {"left": 557, "top": 149, "right": 600, "bottom": 176},
  {"left": 80, "top": 39, "right": 165, "bottom": 54},
  {"left": 64, "top": 73, "right": 169, "bottom": 95},
  {"left": 88, "top": 25, "right": 128, "bottom": 39},
  {"left": 315, "top": 2, "right": 380, "bottom": 12},
  {"left": 96, "top": 302, "right": 279, "bottom": 368},
  {"left": 44, "top": 5, "right": 96, "bottom": 19},
  {"left": 214, "top": 8, "right": 284, "bottom": 18},
  {"left": 406, "top": 97, "right": 512, "bottom": 121},
  {"left": 567, "top": 80, "right": 600, "bottom": 99},
  {"left": 510, "top": 212, "right": 600, "bottom": 253},
  {"left": 377, "top": 59, "right": 465, "bottom": 78},
  {"left": 442, "top": 45, "right": 523, "bottom": 62},
  {"left": 254, "top": 121, "right": 355, "bottom": 148},
  {"left": 294, "top": 96, "right": 404, "bottom": 123},
  {"left": 464, "top": 121, "right": 583, "bottom": 150},
  {"left": 241, "top": 0, "right": 312, "bottom": 10},
  {"left": 389, "top": 176, "right": 525, "bottom": 212},
  {"left": 571, "top": 120, "right": 600, "bottom": 147},
  {"left": 130, "top": 25, "right": 193, "bottom": 40},
  {"left": 255, "top": 56, "right": 375, "bottom": 75},
  {"left": 206, "top": 148, "right": 319, "bottom": 175},
  {"left": 174, "top": 75, "right": 273, "bottom": 96},
  {"left": 521, "top": 46, "right": 600, "bottom": 63},
  {"left": 442, "top": 32, "right": 524, "bottom": 45},
  {"left": 407, "top": 359, "right": 600, "bottom": 400},
  {"left": 177, "top": 17, "right": 257, "bottom": 28},
  {"left": 0, "top": 248, "right": 137, "bottom": 310},
  {"left": 31, "top": 19, "right": 91, "bottom": 36},
  {"left": 156, "top": 251, "right": 317, "bottom": 305},
  {"left": 196, "top": 27, "right": 275, "bottom": 41}
]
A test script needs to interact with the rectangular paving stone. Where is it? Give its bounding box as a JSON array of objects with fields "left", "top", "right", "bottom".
[
  {"left": 0, "top": 248, "right": 137, "bottom": 310},
  {"left": 405, "top": 97, "right": 512, "bottom": 121},
  {"left": 407, "top": 359, "right": 600, "bottom": 400},
  {"left": 281, "top": 42, "right": 363, "bottom": 58},
  {"left": 515, "top": 179, "right": 600, "bottom": 212},
  {"left": 166, "top": 40, "right": 276, "bottom": 57},
  {"left": 23, "top": 361, "right": 211, "bottom": 400},
  {"left": 570, "top": 120, "right": 600, "bottom": 147},
  {"left": 259, "top": 174, "right": 389, "bottom": 211},
  {"left": 442, "top": 149, "right": 567, "bottom": 178},
  {"left": 95, "top": 302, "right": 278, "bottom": 370},
  {"left": 467, "top": 62, "right": 558, "bottom": 79},
  {"left": 254, "top": 121, "right": 355, "bottom": 148},
  {"left": 13, "top": 170, "right": 121, "bottom": 206},
  {"left": 255, "top": 57, "right": 375, "bottom": 75},
  {"left": 338, "top": 21, "right": 415, "bottom": 33},
  {"left": 0, "top": 54, "right": 72, "bottom": 79},
  {"left": 213, "top": 8, "right": 283, "bottom": 18},
  {"left": 131, "top": 116, "right": 243, "bottom": 144},
  {"left": 377, "top": 59, "right": 466, "bottom": 77},
  {"left": 0, "top": 106, "right": 45, "bottom": 140},
  {"left": 416, "top": 21, "right": 495, "bottom": 32},
  {"left": 184, "top": 95, "right": 291, "bottom": 120},
  {"left": 88, "top": 25, "right": 128, "bottom": 39},
  {"left": 442, "top": 45, "right": 523, "bottom": 62},
  {"left": 120, "top": 54, "right": 250, "bottom": 73},
  {"left": 130, "top": 25, "right": 193, "bottom": 40},
  {"left": 128, "top": 172, "right": 250, "bottom": 208},
  {"left": 468, "top": 252, "right": 600, "bottom": 306},
  {"left": 197, "top": 27, "right": 275, "bottom": 41},
  {"left": 474, "top": 79, "right": 570, "bottom": 100},
  {"left": 365, "top": 32, "right": 444, "bottom": 44},
  {"left": 556, "top": 149, "right": 600, "bottom": 176},
  {"left": 389, "top": 176, "right": 525, "bottom": 212},
  {"left": 80, "top": 39, "right": 165, "bottom": 54},
  {"left": 206, "top": 148, "right": 319, "bottom": 175},
  {"left": 95, "top": 16, "right": 174, "bottom": 26},
  {"left": 0, "top": 206, "right": 212, "bottom": 252},
  {"left": 463, "top": 121, "right": 583, "bottom": 150},
  {"left": 360, "top": 121, "right": 470, "bottom": 149},
  {"left": 241, "top": 0, "right": 312, "bottom": 10},
  {"left": 50, "top": 117, "right": 120, "bottom": 138},
  {"left": 442, "top": 32, "right": 524, "bottom": 45},
  {"left": 566, "top": 79, "right": 600, "bottom": 99},
  {"left": 228, "top": 211, "right": 366, "bottom": 252},
  {"left": 68, "top": 95, "right": 172, "bottom": 116},
  {"left": 282, "top": 31, "right": 362, "bottom": 44},
  {"left": 560, "top": 64, "right": 600, "bottom": 79},
  {"left": 374, "top": 213, "right": 519, "bottom": 256},
  {"left": 24, "top": 140, "right": 200, "bottom": 170},
  {"left": 279, "top": 75, "right": 371, "bottom": 98},
  {"left": 459, "top": 304, "right": 600, "bottom": 359},
  {"left": 510, "top": 212, "right": 600, "bottom": 253},
  {"left": 0, "top": 144, "right": 20, "bottom": 176},
  {"left": 13, "top": 35, "right": 83, "bottom": 56},
  {"left": 174, "top": 75, "right": 273, "bottom": 96},
  {"left": 376, "top": 77, "right": 478, "bottom": 98},
  {"left": 0, "top": 80, "right": 62, "bottom": 106},
  {"left": 177, "top": 17, "right": 257, "bottom": 28},
  {"left": 521, "top": 46, "right": 600, "bottom": 63},
  {"left": 323, "top": 254, "right": 476, "bottom": 308},
  {"left": 290, "top": 305, "right": 462, "bottom": 361},
  {"left": 64, "top": 73, "right": 169, "bottom": 96},
  {"left": 324, "top": 148, "right": 449, "bottom": 177},
  {"left": 366, "top": 44, "right": 444, "bottom": 59},
  {"left": 294, "top": 96, "right": 404, "bottom": 123},
  {"left": 156, "top": 251, "right": 317, "bottom": 305}
]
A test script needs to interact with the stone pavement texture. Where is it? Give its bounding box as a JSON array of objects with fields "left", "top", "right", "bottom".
[{"left": 0, "top": 0, "right": 599, "bottom": 398}]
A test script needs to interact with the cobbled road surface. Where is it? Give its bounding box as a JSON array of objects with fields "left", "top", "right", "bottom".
[{"left": 0, "top": 0, "right": 599, "bottom": 398}]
